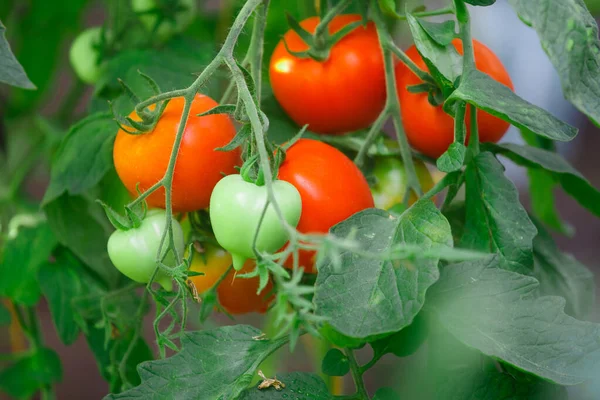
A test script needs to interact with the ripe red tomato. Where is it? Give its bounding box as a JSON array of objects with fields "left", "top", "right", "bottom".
[
  {"left": 269, "top": 15, "right": 386, "bottom": 135},
  {"left": 278, "top": 139, "right": 374, "bottom": 273},
  {"left": 188, "top": 246, "right": 273, "bottom": 315},
  {"left": 113, "top": 94, "right": 240, "bottom": 212},
  {"left": 395, "top": 38, "right": 514, "bottom": 158}
]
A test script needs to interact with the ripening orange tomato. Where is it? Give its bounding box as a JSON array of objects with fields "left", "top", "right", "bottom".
[
  {"left": 188, "top": 246, "right": 273, "bottom": 315},
  {"left": 278, "top": 139, "right": 374, "bottom": 273},
  {"left": 395, "top": 38, "right": 514, "bottom": 158},
  {"left": 113, "top": 94, "right": 240, "bottom": 212},
  {"left": 269, "top": 15, "right": 386, "bottom": 135}
]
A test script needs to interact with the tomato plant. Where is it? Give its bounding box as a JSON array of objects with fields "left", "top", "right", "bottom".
[
  {"left": 396, "top": 38, "right": 514, "bottom": 158},
  {"left": 188, "top": 245, "right": 273, "bottom": 315},
  {"left": 278, "top": 139, "right": 374, "bottom": 273},
  {"left": 2, "top": 0, "right": 600, "bottom": 399},
  {"left": 269, "top": 14, "right": 386, "bottom": 135},
  {"left": 113, "top": 94, "right": 240, "bottom": 213}
]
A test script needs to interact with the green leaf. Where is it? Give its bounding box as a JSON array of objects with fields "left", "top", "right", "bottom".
[
  {"left": 43, "top": 113, "right": 116, "bottom": 205},
  {"left": 446, "top": 69, "right": 578, "bottom": 142},
  {"left": 0, "top": 302, "right": 10, "bottom": 326},
  {"left": 416, "top": 18, "right": 456, "bottom": 46},
  {"left": 428, "top": 334, "right": 567, "bottom": 400},
  {"left": 319, "top": 323, "right": 365, "bottom": 350},
  {"left": 406, "top": 12, "right": 461, "bottom": 94},
  {"left": 378, "top": 0, "right": 399, "bottom": 17},
  {"left": 0, "top": 223, "right": 57, "bottom": 305},
  {"left": 38, "top": 247, "right": 90, "bottom": 345},
  {"left": 73, "top": 286, "right": 145, "bottom": 335},
  {"left": 483, "top": 142, "right": 600, "bottom": 219},
  {"left": 83, "top": 323, "right": 152, "bottom": 392},
  {"left": 527, "top": 168, "right": 572, "bottom": 235},
  {"left": 370, "top": 312, "right": 428, "bottom": 358},
  {"left": 442, "top": 202, "right": 466, "bottom": 244},
  {"left": 461, "top": 152, "right": 537, "bottom": 274},
  {"left": 533, "top": 221, "right": 595, "bottom": 320},
  {"left": 436, "top": 143, "right": 467, "bottom": 173},
  {"left": 44, "top": 194, "right": 120, "bottom": 288},
  {"left": 94, "top": 37, "right": 216, "bottom": 115},
  {"left": 4, "top": 0, "right": 87, "bottom": 115},
  {"left": 428, "top": 256, "right": 600, "bottom": 385},
  {"left": 0, "top": 348, "right": 62, "bottom": 399},
  {"left": 465, "top": 0, "right": 496, "bottom": 5},
  {"left": 373, "top": 387, "right": 400, "bottom": 400},
  {"left": 238, "top": 372, "right": 332, "bottom": 399},
  {"left": 0, "top": 20, "right": 35, "bottom": 89},
  {"left": 508, "top": 0, "right": 600, "bottom": 125},
  {"left": 105, "top": 325, "right": 289, "bottom": 400},
  {"left": 314, "top": 202, "right": 452, "bottom": 339},
  {"left": 321, "top": 349, "right": 349, "bottom": 377}
]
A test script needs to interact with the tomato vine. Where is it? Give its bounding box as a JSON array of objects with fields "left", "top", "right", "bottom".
[{"left": 2, "top": 0, "right": 600, "bottom": 398}]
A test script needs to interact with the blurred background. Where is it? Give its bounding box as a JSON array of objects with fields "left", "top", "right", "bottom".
[{"left": 1, "top": 0, "right": 600, "bottom": 398}]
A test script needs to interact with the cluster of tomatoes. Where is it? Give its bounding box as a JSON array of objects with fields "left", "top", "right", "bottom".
[{"left": 107, "top": 15, "right": 513, "bottom": 315}]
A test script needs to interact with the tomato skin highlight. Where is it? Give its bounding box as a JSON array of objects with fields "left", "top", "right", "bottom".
[
  {"left": 371, "top": 157, "right": 434, "bottom": 210},
  {"left": 395, "top": 39, "right": 514, "bottom": 158},
  {"left": 269, "top": 15, "right": 386, "bottom": 135},
  {"left": 69, "top": 27, "right": 105, "bottom": 84},
  {"left": 107, "top": 210, "right": 185, "bottom": 291},
  {"left": 188, "top": 246, "right": 273, "bottom": 315},
  {"left": 209, "top": 174, "right": 302, "bottom": 271},
  {"left": 113, "top": 94, "right": 240, "bottom": 213},
  {"left": 278, "top": 139, "right": 374, "bottom": 273}
]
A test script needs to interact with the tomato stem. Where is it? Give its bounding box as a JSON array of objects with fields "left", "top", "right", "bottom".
[
  {"left": 454, "top": 100, "right": 467, "bottom": 146},
  {"left": 468, "top": 104, "right": 480, "bottom": 154},
  {"left": 245, "top": 0, "right": 269, "bottom": 105},
  {"left": 344, "top": 348, "right": 369, "bottom": 399},
  {"left": 397, "top": 5, "right": 455, "bottom": 20},
  {"left": 314, "top": 0, "right": 351, "bottom": 38},
  {"left": 372, "top": 2, "right": 423, "bottom": 201},
  {"left": 389, "top": 44, "right": 432, "bottom": 84},
  {"left": 454, "top": 0, "right": 479, "bottom": 155},
  {"left": 454, "top": 0, "right": 475, "bottom": 70},
  {"left": 359, "top": 350, "right": 384, "bottom": 374},
  {"left": 354, "top": 106, "right": 389, "bottom": 167}
]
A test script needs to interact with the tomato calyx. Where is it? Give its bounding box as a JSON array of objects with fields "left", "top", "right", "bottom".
[
  {"left": 283, "top": 12, "right": 364, "bottom": 62},
  {"left": 97, "top": 199, "right": 148, "bottom": 231},
  {"left": 110, "top": 73, "right": 170, "bottom": 135},
  {"left": 406, "top": 81, "right": 446, "bottom": 107}
]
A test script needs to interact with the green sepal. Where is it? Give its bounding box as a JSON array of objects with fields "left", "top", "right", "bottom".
[{"left": 97, "top": 200, "right": 130, "bottom": 231}]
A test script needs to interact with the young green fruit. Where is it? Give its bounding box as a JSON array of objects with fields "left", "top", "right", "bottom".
[
  {"left": 107, "top": 210, "right": 185, "bottom": 291},
  {"left": 69, "top": 27, "right": 105, "bottom": 84},
  {"left": 209, "top": 174, "right": 302, "bottom": 270},
  {"left": 371, "top": 157, "right": 434, "bottom": 210}
]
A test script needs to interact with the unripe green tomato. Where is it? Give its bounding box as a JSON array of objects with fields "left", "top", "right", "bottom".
[
  {"left": 209, "top": 174, "right": 302, "bottom": 270},
  {"left": 371, "top": 157, "right": 434, "bottom": 210},
  {"left": 69, "top": 27, "right": 105, "bottom": 84},
  {"left": 131, "top": 0, "right": 197, "bottom": 41},
  {"left": 107, "top": 210, "right": 185, "bottom": 291}
]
